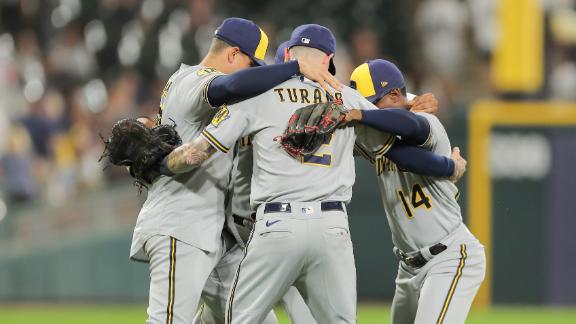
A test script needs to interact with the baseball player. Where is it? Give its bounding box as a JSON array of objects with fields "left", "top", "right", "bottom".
[
  {"left": 162, "top": 24, "right": 466, "bottom": 324},
  {"left": 348, "top": 59, "right": 486, "bottom": 324},
  {"left": 199, "top": 39, "right": 318, "bottom": 324},
  {"left": 131, "top": 17, "right": 341, "bottom": 324}
]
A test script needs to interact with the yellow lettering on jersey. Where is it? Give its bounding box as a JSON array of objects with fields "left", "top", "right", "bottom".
[
  {"left": 197, "top": 67, "right": 217, "bottom": 76},
  {"left": 313, "top": 89, "right": 323, "bottom": 103},
  {"left": 300, "top": 89, "right": 310, "bottom": 103},
  {"left": 159, "top": 80, "right": 173, "bottom": 111},
  {"left": 211, "top": 105, "right": 229, "bottom": 127},
  {"left": 376, "top": 156, "right": 399, "bottom": 175},
  {"left": 335, "top": 92, "right": 343, "bottom": 102},
  {"left": 287, "top": 88, "right": 298, "bottom": 103},
  {"left": 274, "top": 88, "right": 285, "bottom": 102}
]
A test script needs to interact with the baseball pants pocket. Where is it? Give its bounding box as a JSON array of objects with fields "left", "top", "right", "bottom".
[
  {"left": 226, "top": 222, "right": 302, "bottom": 324},
  {"left": 414, "top": 244, "right": 486, "bottom": 324},
  {"left": 145, "top": 235, "right": 221, "bottom": 324},
  {"left": 391, "top": 262, "right": 420, "bottom": 324},
  {"left": 295, "top": 216, "right": 356, "bottom": 324}
]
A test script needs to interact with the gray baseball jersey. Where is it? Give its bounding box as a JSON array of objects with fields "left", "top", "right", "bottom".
[
  {"left": 369, "top": 112, "right": 462, "bottom": 253},
  {"left": 130, "top": 64, "right": 233, "bottom": 260},
  {"left": 202, "top": 76, "right": 395, "bottom": 209}
]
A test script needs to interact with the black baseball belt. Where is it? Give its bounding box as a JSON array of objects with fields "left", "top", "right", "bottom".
[
  {"left": 396, "top": 243, "right": 448, "bottom": 268},
  {"left": 263, "top": 201, "right": 344, "bottom": 214},
  {"left": 232, "top": 214, "right": 255, "bottom": 227}
]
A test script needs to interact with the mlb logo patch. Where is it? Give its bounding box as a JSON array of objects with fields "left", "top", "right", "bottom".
[
  {"left": 301, "top": 37, "right": 311, "bottom": 44},
  {"left": 381, "top": 81, "right": 388, "bottom": 88}
]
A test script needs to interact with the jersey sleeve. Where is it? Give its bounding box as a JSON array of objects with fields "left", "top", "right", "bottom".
[
  {"left": 414, "top": 112, "right": 446, "bottom": 152},
  {"left": 201, "top": 101, "right": 252, "bottom": 154},
  {"left": 179, "top": 67, "right": 223, "bottom": 110},
  {"left": 354, "top": 125, "right": 396, "bottom": 164}
]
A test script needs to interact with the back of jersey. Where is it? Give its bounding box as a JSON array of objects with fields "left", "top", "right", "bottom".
[
  {"left": 203, "top": 76, "right": 394, "bottom": 209},
  {"left": 133, "top": 64, "right": 232, "bottom": 255},
  {"left": 375, "top": 112, "right": 462, "bottom": 253}
]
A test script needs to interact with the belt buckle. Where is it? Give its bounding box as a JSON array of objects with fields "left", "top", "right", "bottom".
[
  {"left": 301, "top": 206, "right": 314, "bottom": 215},
  {"left": 399, "top": 251, "right": 426, "bottom": 268},
  {"left": 404, "top": 255, "right": 418, "bottom": 267}
]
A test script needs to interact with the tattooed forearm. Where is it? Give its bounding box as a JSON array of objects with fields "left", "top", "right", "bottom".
[{"left": 166, "top": 137, "right": 214, "bottom": 174}]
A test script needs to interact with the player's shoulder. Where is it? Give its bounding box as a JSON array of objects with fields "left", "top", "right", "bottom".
[
  {"left": 414, "top": 112, "right": 444, "bottom": 130},
  {"left": 341, "top": 85, "right": 364, "bottom": 101},
  {"left": 174, "top": 64, "right": 222, "bottom": 85},
  {"left": 414, "top": 112, "right": 451, "bottom": 153},
  {"left": 340, "top": 86, "right": 375, "bottom": 111}
]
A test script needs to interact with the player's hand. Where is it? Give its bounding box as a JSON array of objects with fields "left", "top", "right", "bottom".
[
  {"left": 450, "top": 147, "right": 467, "bottom": 182},
  {"left": 297, "top": 54, "right": 343, "bottom": 95},
  {"left": 137, "top": 116, "right": 156, "bottom": 128},
  {"left": 343, "top": 108, "right": 362, "bottom": 125},
  {"left": 408, "top": 93, "right": 438, "bottom": 114}
]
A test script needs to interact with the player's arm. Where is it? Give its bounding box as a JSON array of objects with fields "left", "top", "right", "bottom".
[
  {"left": 207, "top": 58, "right": 341, "bottom": 107},
  {"left": 162, "top": 103, "right": 252, "bottom": 174},
  {"left": 346, "top": 108, "right": 430, "bottom": 145},
  {"left": 384, "top": 142, "right": 466, "bottom": 181},
  {"left": 161, "top": 137, "right": 215, "bottom": 174}
]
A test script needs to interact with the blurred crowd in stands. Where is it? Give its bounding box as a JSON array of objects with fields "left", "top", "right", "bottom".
[{"left": 0, "top": 0, "right": 574, "bottom": 207}]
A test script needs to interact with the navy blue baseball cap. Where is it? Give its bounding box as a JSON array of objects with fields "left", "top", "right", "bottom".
[
  {"left": 287, "top": 24, "right": 336, "bottom": 75},
  {"left": 214, "top": 17, "right": 269, "bottom": 66},
  {"left": 275, "top": 41, "right": 288, "bottom": 64},
  {"left": 350, "top": 59, "right": 405, "bottom": 103}
]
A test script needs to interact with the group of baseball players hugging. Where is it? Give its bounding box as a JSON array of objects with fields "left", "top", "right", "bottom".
[{"left": 127, "top": 17, "right": 486, "bottom": 324}]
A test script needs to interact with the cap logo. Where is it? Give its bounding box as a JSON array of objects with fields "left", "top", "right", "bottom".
[
  {"left": 301, "top": 37, "right": 310, "bottom": 44},
  {"left": 380, "top": 81, "right": 388, "bottom": 88}
]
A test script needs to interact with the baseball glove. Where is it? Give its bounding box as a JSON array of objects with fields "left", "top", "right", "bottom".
[
  {"left": 100, "top": 119, "right": 182, "bottom": 187},
  {"left": 276, "top": 101, "right": 347, "bottom": 158}
]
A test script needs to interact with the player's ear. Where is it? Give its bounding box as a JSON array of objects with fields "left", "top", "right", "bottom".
[
  {"left": 390, "top": 89, "right": 402, "bottom": 103},
  {"left": 322, "top": 54, "right": 333, "bottom": 65},
  {"left": 284, "top": 48, "right": 291, "bottom": 62},
  {"left": 226, "top": 47, "right": 240, "bottom": 64}
]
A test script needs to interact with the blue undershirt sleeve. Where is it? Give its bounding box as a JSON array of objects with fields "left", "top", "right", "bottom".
[
  {"left": 360, "top": 108, "right": 430, "bottom": 145},
  {"left": 384, "top": 141, "right": 455, "bottom": 177},
  {"left": 207, "top": 61, "right": 299, "bottom": 107}
]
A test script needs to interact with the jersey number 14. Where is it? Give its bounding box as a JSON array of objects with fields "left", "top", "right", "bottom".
[{"left": 397, "top": 183, "right": 432, "bottom": 218}]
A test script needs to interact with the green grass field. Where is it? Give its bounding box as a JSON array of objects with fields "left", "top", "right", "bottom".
[{"left": 1, "top": 304, "right": 576, "bottom": 323}]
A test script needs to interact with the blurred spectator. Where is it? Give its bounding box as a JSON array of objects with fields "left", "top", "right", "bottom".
[
  {"left": 467, "top": 0, "right": 497, "bottom": 57},
  {"left": 416, "top": 0, "right": 468, "bottom": 80},
  {"left": 350, "top": 27, "right": 381, "bottom": 65},
  {"left": 550, "top": 56, "right": 576, "bottom": 101},
  {"left": 0, "top": 124, "right": 38, "bottom": 202},
  {"left": 48, "top": 23, "right": 97, "bottom": 81},
  {"left": 415, "top": 0, "right": 469, "bottom": 107}
]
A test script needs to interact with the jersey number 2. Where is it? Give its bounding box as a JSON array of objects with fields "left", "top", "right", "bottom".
[
  {"left": 302, "top": 134, "right": 333, "bottom": 167},
  {"left": 397, "top": 183, "right": 432, "bottom": 218}
]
